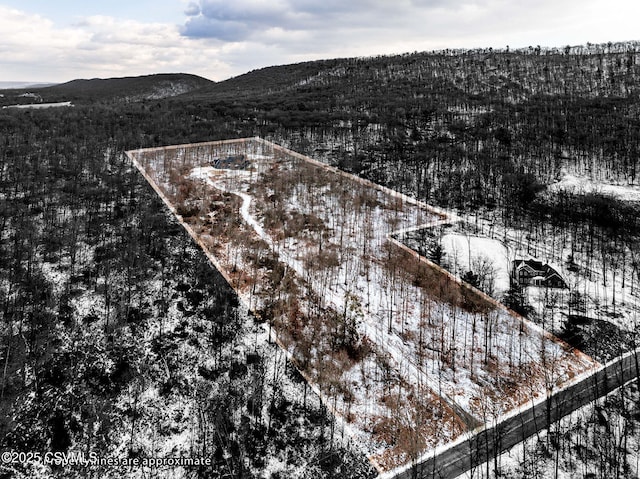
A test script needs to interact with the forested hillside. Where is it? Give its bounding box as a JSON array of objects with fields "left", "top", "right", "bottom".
[
  {"left": 184, "top": 41, "right": 640, "bottom": 360},
  {"left": 1, "top": 41, "right": 640, "bottom": 478},
  {"left": 187, "top": 41, "right": 640, "bottom": 201},
  {"left": 0, "top": 73, "right": 213, "bottom": 106}
]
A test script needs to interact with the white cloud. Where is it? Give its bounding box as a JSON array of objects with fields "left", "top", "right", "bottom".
[
  {"left": 0, "top": 7, "right": 86, "bottom": 55},
  {"left": 0, "top": 5, "right": 233, "bottom": 82}
]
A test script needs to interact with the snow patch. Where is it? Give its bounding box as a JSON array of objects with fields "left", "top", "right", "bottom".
[{"left": 549, "top": 171, "right": 640, "bottom": 201}]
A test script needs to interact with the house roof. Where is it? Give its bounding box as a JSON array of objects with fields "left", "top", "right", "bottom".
[
  {"left": 514, "top": 259, "right": 545, "bottom": 271},
  {"left": 516, "top": 263, "right": 538, "bottom": 274},
  {"left": 513, "top": 258, "right": 567, "bottom": 287}
]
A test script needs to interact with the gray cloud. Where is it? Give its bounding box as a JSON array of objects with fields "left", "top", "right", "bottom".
[
  {"left": 184, "top": 2, "right": 201, "bottom": 16},
  {"left": 181, "top": 1, "right": 295, "bottom": 42},
  {"left": 182, "top": 0, "right": 615, "bottom": 79},
  {"left": 179, "top": 0, "right": 427, "bottom": 41},
  {"left": 181, "top": 15, "right": 250, "bottom": 42}
]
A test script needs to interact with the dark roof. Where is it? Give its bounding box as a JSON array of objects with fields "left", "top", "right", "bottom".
[
  {"left": 514, "top": 259, "right": 545, "bottom": 271},
  {"left": 513, "top": 259, "right": 567, "bottom": 288}
]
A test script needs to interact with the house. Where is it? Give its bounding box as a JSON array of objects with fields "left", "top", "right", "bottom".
[{"left": 512, "top": 259, "right": 567, "bottom": 289}]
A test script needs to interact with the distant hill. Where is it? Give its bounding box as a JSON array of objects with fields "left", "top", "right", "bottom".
[
  {"left": 170, "top": 40, "right": 640, "bottom": 192},
  {"left": 184, "top": 40, "right": 640, "bottom": 107},
  {"left": 44, "top": 73, "right": 214, "bottom": 103},
  {"left": 0, "top": 73, "right": 214, "bottom": 105},
  {"left": 180, "top": 41, "right": 640, "bottom": 131},
  {"left": 185, "top": 60, "right": 342, "bottom": 101},
  {"left": 0, "top": 81, "right": 58, "bottom": 89}
]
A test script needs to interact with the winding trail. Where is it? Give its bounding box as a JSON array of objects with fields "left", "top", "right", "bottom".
[{"left": 210, "top": 171, "right": 482, "bottom": 432}]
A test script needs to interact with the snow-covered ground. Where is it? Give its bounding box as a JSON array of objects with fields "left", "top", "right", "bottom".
[
  {"left": 455, "top": 199, "right": 640, "bottom": 364},
  {"left": 130, "top": 139, "right": 599, "bottom": 473},
  {"left": 549, "top": 171, "right": 640, "bottom": 201},
  {"left": 440, "top": 233, "right": 511, "bottom": 296},
  {"left": 454, "top": 379, "right": 640, "bottom": 479},
  {"left": 3, "top": 101, "right": 73, "bottom": 109}
]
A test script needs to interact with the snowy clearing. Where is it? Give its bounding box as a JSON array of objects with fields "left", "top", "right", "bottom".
[
  {"left": 549, "top": 171, "right": 640, "bottom": 202},
  {"left": 440, "top": 233, "right": 511, "bottom": 297}
]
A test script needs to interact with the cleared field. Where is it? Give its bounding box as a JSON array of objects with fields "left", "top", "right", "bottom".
[{"left": 127, "top": 138, "right": 598, "bottom": 473}]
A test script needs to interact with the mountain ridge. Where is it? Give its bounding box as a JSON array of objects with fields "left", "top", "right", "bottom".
[
  {"left": 45, "top": 73, "right": 214, "bottom": 102},
  {"left": 0, "top": 73, "right": 214, "bottom": 104}
]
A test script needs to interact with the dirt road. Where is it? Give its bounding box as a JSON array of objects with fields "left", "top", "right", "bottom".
[{"left": 387, "top": 349, "right": 640, "bottom": 479}]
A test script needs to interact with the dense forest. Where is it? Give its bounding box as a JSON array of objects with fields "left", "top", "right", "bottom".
[{"left": 1, "top": 41, "right": 640, "bottom": 478}]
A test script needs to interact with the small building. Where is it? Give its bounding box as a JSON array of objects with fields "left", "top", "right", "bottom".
[
  {"left": 513, "top": 259, "right": 567, "bottom": 289},
  {"left": 18, "top": 92, "right": 42, "bottom": 102},
  {"left": 211, "top": 154, "right": 248, "bottom": 170}
]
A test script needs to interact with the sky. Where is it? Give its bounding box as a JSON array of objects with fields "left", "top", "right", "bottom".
[{"left": 0, "top": 0, "right": 639, "bottom": 83}]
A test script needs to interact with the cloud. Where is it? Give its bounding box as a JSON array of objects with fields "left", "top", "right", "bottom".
[
  {"left": 186, "top": 0, "right": 640, "bottom": 67},
  {"left": 184, "top": 2, "right": 201, "bottom": 16},
  {"left": 181, "top": 0, "right": 290, "bottom": 41},
  {"left": 181, "top": 16, "right": 250, "bottom": 42},
  {"left": 179, "top": 0, "right": 492, "bottom": 42},
  {"left": 179, "top": 0, "right": 567, "bottom": 58},
  {"left": 2, "top": 1, "right": 639, "bottom": 84},
  {"left": 0, "top": 6, "right": 234, "bottom": 82}
]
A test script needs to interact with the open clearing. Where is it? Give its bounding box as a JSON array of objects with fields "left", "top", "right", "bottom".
[{"left": 127, "top": 138, "right": 598, "bottom": 473}]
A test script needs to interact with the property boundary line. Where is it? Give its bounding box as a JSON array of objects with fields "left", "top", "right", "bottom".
[{"left": 126, "top": 137, "right": 614, "bottom": 478}]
